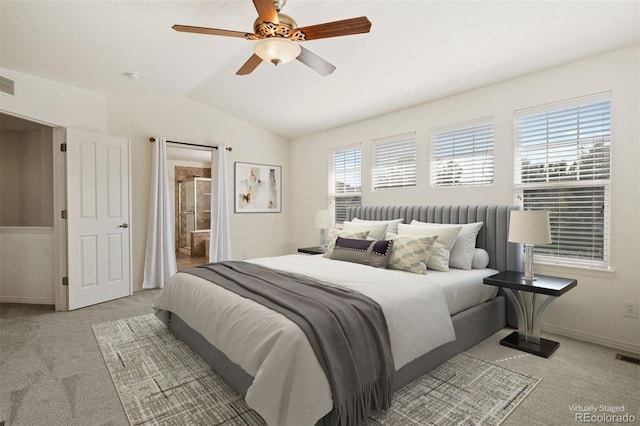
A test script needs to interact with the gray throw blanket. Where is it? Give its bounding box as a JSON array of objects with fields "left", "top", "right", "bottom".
[{"left": 185, "top": 261, "right": 394, "bottom": 426}]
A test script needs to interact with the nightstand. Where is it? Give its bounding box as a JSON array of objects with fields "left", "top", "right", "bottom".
[
  {"left": 483, "top": 271, "right": 577, "bottom": 358},
  {"left": 297, "top": 246, "right": 325, "bottom": 255}
]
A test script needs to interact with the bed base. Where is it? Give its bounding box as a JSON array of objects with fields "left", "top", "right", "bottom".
[
  {"left": 168, "top": 294, "right": 506, "bottom": 421},
  {"left": 167, "top": 204, "right": 518, "bottom": 423}
]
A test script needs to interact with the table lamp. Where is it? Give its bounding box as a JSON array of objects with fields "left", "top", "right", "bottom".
[
  {"left": 313, "top": 209, "right": 331, "bottom": 252},
  {"left": 508, "top": 210, "right": 551, "bottom": 281}
]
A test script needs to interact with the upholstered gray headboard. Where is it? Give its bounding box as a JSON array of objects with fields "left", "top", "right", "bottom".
[{"left": 347, "top": 205, "right": 521, "bottom": 272}]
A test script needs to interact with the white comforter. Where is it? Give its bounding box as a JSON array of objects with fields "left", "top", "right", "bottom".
[{"left": 155, "top": 255, "right": 456, "bottom": 426}]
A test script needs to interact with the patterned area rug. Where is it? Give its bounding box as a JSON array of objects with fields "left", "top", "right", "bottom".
[{"left": 93, "top": 314, "right": 540, "bottom": 426}]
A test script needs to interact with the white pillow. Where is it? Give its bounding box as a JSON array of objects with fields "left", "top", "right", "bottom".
[
  {"left": 397, "top": 223, "right": 462, "bottom": 272},
  {"left": 323, "top": 230, "right": 370, "bottom": 258},
  {"left": 352, "top": 217, "right": 404, "bottom": 234},
  {"left": 472, "top": 248, "right": 490, "bottom": 269},
  {"left": 410, "top": 221, "right": 483, "bottom": 270},
  {"left": 342, "top": 221, "right": 389, "bottom": 240}
]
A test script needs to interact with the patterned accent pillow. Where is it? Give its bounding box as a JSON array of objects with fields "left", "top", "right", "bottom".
[
  {"left": 323, "top": 230, "right": 370, "bottom": 258},
  {"left": 331, "top": 237, "right": 394, "bottom": 268},
  {"left": 397, "top": 224, "right": 462, "bottom": 272},
  {"left": 385, "top": 233, "right": 438, "bottom": 274}
]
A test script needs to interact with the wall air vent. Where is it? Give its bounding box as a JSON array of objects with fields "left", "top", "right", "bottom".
[
  {"left": 0, "top": 76, "right": 15, "bottom": 96},
  {"left": 616, "top": 353, "right": 640, "bottom": 365}
]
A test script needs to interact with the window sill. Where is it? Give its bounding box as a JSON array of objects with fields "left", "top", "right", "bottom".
[
  {"left": 534, "top": 261, "right": 616, "bottom": 280},
  {"left": 371, "top": 186, "right": 417, "bottom": 192}
]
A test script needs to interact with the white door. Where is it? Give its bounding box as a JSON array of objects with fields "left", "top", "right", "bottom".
[{"left": 66, "top": 129, "right": 131, "bottom": 309}]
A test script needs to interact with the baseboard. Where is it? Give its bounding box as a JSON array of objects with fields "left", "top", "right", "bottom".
[
  {"left": 542, "top": 323, "right": 640, "bottom": 354},
  {"left": 0, "top": 295, "right": 55, "bottom": 305}
]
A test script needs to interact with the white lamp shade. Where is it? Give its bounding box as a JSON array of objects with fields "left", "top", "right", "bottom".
[
  {"left": 508, "top": 210, "right": 552, "bottom": 244},
  {"left": 313, "top": 209, "right": 331, "bottom": 229},
  {"left": 254, "top": 38, "right": 301, "bottom": 65}
]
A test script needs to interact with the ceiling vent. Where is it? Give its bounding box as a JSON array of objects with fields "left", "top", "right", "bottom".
[{"left": 0, "top": 76, "right": 16, "bottom": 96}]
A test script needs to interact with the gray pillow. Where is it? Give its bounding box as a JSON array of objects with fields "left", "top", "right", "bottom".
[{"left": 331, "top": 237, "right": 394, "bottom": 268}]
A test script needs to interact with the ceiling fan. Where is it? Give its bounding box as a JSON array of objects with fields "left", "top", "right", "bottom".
[{"left": 172, "top": 0, "right": 371, "bottom": 76}]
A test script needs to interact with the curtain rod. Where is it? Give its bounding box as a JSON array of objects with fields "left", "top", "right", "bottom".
[{"left": 148, "top": 137, "right": 232, "bottom": 151}]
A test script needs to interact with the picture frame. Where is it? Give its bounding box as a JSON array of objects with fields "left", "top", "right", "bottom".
[{"left": 234, "top": 162, "right": 282, "bottom": 213}]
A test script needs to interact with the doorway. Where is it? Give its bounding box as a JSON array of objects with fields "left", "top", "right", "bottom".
[
  {"left": 0, "top": 112, "right": 55, "bottom": 305},
  {"left": 166, "top": 145, "right": 213, "bottom": 271},
  {"left": 177, "top": 177, "right": 211, "bottom": 255},
  {"left": 1, "top": 111, "right": 133, "bottom": 311}
]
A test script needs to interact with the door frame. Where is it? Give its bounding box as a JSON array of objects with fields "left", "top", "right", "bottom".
[
  {"left": 53, "top": 127, "right": 68, "bottom": 311},
  {"left": 0, "top": 109, "right": 65, "bottom": 310}
]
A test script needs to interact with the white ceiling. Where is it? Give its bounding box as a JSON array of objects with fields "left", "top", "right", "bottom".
[{"left": 1, "top": 1, "right": 638, "bottom": 139}]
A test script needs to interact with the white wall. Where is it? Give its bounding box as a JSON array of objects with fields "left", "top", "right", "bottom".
[
  {"left": 0, "top": 228, "right": 55, "bottom": 304},
  {"left": 0, "top": 68, "right": 108, "bottom": 132},
  {"left": 0, "top": 130, "right": 23, "bottom": 225},
  {"left": 0, "top": 126, "right": 55, "bottom": 303},
  {"left": 106, "top": 95, "right": 292, "bottom": 291},
  {"left": 1, "top": 69, "right": 292, "bottom": 297},
  {"left": 290, "top": 45, "right": 640, "bottom": 352},
  {"left": 0, "top": 128, "right": 53, "bottom": 226},
  {"left": 0, "top": 68, "right": 108, "bottom": 309}
]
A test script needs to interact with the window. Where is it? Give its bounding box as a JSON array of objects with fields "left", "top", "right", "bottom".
[
  {"left": 514, "top": 93, "right": 611, "bottom": 269},
  {"left": 371, "top": 132, "right": 417, "bottom": 190},
  {"left": 328, "top": 145, "right": 361, "bottom": 227},
  {"left": 430, "top": 118, "right": 494, "bottom": 187}
]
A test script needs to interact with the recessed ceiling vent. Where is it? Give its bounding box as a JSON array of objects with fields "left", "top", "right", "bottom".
[{"left": 0, "top": 76, "right": 16, "bottom": 96}]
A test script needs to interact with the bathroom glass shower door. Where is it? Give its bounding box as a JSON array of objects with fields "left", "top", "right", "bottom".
[{"left": 178, "top": 177, "right": 211, "bottom": 253}]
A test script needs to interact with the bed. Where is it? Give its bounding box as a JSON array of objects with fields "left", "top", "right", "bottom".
[{"left": 155, "top": 205, "right": 520, "bottom": 425}]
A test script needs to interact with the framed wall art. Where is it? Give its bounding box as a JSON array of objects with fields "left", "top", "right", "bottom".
[{"left": 234, "top": 162, "right": 282, "bottom": 213}]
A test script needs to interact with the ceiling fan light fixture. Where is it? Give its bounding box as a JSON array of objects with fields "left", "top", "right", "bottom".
[{"left": 254, "top": 38, "right": 301, "bottom": 66}]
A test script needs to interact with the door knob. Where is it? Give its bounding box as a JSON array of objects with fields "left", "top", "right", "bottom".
[{"left": 118, "top": 223, "right": 129, "bottom": 229}]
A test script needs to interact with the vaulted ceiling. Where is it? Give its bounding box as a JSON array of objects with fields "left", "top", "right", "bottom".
[{"left": 1, "top": 1, "right": 638, "bottom": 139}]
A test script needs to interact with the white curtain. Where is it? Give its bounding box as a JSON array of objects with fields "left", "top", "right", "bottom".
[
  {"left": 142, "top": 137, "right": 177, "bottom": 289},
  {"left": 209, "top": 145, "right": 232, "bottom": 261}
]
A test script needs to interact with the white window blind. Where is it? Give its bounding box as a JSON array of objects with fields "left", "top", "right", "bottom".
[
  {"left": 430, "top": 118, "right": 494, "bottom": 187},
  {"left": 514, "top": 93, "right": 611, "bottom": 269},
  {"left": 328, "top": 145, "right": 361, "bottom": 227},
  {"left": 372, "top": 132, "right": 416, "bottom": 190}
]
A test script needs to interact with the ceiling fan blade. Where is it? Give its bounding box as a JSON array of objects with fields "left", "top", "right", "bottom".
[
  {"left": 172, "top": 24, "right": 253, "bottom": 39},
  {"left": 252, "top": 0, "right": 279, "bottom": 24},
  {"left": 295, "top": 16, "right": 371, "bottom": 41},
  {"left": 296, "top": 46, "right": 336, "bottom": 76},
  {"left": 236, "top": 54, "right": 263, "bottom": 75}
]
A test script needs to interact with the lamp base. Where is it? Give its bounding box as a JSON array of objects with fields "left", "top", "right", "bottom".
[
  {"left": 320, "top": 228, "right": 327, "bottom": 252},
  {"left": 523, "top": 243, "right": 537, "bottom": 281}
]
